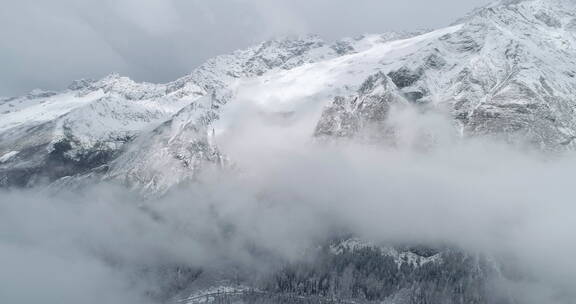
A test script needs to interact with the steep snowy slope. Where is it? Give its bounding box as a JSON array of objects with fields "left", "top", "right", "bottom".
[
  {"left": 107, "top": 96, "right": 226, "bottom": 195},
  {"left": 215, "top": 0, "right": 576, "bottom": 151},
  {"left": 432, "top": 0, "right": 576, "bottom": 147},
  {"left": 0, "top": 75, "right": 204, "bottom": 187},
  {"left": 0, "top": 35, "right": 351, "bottom": 188}
]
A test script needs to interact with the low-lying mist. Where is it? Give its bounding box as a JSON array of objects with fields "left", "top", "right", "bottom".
[{"left": 1, "top": 107, "right": 575, "bottom": 303}]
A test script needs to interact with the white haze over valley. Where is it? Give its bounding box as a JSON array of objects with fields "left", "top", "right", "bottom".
[{"left": 1, "top": 106, "right": 575, "bottom": 304}]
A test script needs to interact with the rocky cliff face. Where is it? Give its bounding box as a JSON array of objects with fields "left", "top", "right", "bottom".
[
  {"left": 312, "top": 0, "right": 576, "bottom": 150},
  {"left": 314, "top": 72, "right": 409, "bottom": 142}
]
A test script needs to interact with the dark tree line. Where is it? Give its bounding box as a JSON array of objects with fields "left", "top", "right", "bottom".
[{"left": 262, "top": 245, "right": 512, "bottom": 304}]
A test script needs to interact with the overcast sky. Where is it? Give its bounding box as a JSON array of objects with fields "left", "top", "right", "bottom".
[{"left": 0, "top": 0, "right": 492, "bottom": 96}]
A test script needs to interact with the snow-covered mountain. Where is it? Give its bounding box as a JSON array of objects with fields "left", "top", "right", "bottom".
[
  {"left": 3, "top": 1, "right": 576, "bottom": 303},
  {"left": 0, "top": 35, "right": 343, "bottom": 189},
  {"left": 3, "top": 0, "right": 576, "bottom": 193}
]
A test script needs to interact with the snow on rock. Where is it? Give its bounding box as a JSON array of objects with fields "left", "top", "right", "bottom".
[
  {"left": 0, "top": 73, "right": 206, "bottom": 187},
  {"left": 106, "top": 96, "right": 226, "bottom": 196},
  {"left": 0, "top": 89, "right": 106, "bottom": 133},
  {"left": 314, "top": 72, "right": 410, "bottom": 142},
  {"left": 178, "top": 285, "right": 253, "bottom": 304},
  {"left": 0, "top": 151, "right": 19, "bottom": 163},
  {"left": 329, "top": 238, "right": 443, "bottom": 268}
]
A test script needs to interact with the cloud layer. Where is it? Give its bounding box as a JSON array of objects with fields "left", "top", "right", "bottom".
[{"left": 1, "top": 105, "right": 575, "bottom": 303}]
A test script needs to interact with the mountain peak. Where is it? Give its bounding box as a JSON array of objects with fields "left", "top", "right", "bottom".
[
  {"left": 487, "top": 0, "right": 570, "bottom": 8},
  {"left": 455, "top": 0, "right": 576, "bottom": 25}
]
